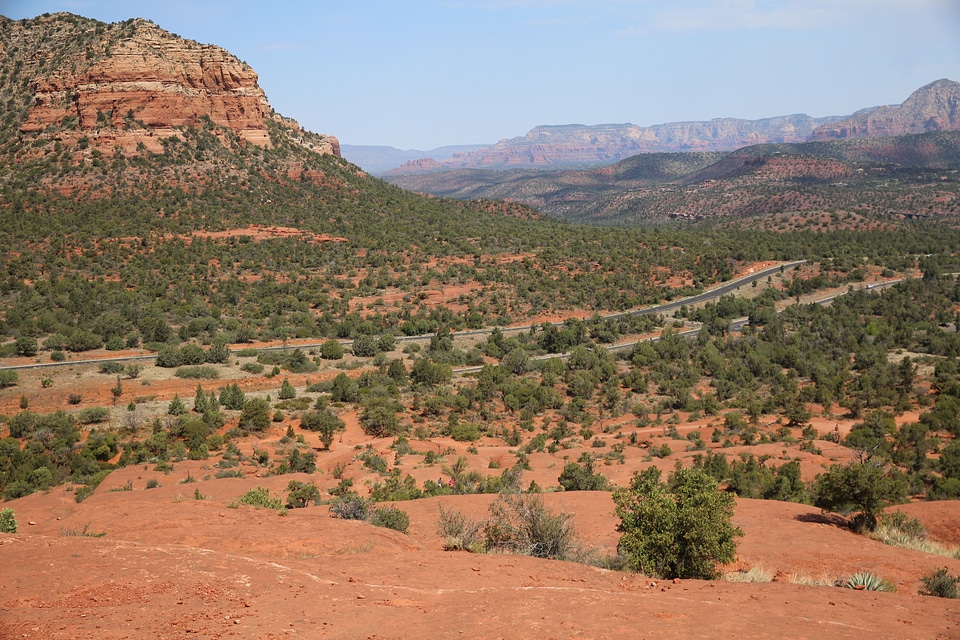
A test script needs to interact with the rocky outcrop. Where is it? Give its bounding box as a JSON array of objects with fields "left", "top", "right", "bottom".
[
  {"left": 810, "top": 79, "right": 960, "bottom": 141},
  {"left": 8, "top": 14, "right": 338, "bottom": 156}
]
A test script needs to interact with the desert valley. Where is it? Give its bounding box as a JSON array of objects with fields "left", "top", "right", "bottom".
[{"left": 1, "top": 11, "right": 960, "bottom": 640}]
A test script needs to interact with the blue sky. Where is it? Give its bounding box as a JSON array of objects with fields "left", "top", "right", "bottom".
[{"left": 4, "top": 1, "right": 960, "bottom": 150}]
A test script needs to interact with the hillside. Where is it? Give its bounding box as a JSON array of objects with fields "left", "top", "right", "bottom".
[
  {"left": 387, "top": 131, "right": 960, "bottom": 226},
  {"left": 5, "top": 13, "right": 960, "bottom": 640}
]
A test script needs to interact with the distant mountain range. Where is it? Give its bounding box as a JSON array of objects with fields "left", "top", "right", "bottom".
[
  {"left": 347, "top": 79, "right": 960, "bottom": 175},
  {"left": 386, "top": 129, "right": 960, "bottom": 226},
  {"left": 339, "top": 144, "right": 487, "bottom": 175}
]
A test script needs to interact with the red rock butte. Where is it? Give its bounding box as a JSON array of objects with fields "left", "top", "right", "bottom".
[{"left": 16, "top": 16, "right": 339, "bottom": 157}]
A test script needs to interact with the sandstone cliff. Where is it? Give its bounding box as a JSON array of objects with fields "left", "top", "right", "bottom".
[
  {"left": 810, "top": 79, "right": 960, "bottom": 141},
  {"left": 389, "top": 115, "right": 841, "bottom": 174},
  {"left": 1, "top": 13, "right": 339, "bottom": 157}
]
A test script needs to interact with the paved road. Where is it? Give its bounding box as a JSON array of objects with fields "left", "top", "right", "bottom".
[
  {"left": 451, "top": 275, "right": 902, "bottom": 376},
  {"left": 1, "top": 260, "right": 806, "bottom": 372}
]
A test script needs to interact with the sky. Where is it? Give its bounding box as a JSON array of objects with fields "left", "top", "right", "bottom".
[{"left": 3, "top": 1, "right": 960, "bottom": 150}]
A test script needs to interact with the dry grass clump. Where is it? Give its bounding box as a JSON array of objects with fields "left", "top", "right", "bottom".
[
  {"left": 786, "top": 573, "right": 837, "bottom": 587},
  {"left": 723, "top": 566, "right": 773, "bottom": 583},
  {"left": 870, "top": 511, "right": 960, "bottom": 560}
]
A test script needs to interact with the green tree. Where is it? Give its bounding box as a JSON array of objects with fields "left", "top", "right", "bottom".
[
  {"left": 352, "top": 334, "right": 378, "bottom": 357},
  {"left": 330, "top": 373, "right": 360, "bottom": 403},
  {"left": 613, "top": 466, "right": 741, "bottom": 579},
  {"left": 558, "top": 456, "right": 610, "bottom": 492},
  {"left": 299, "top": 408, "right": 344, "bottom": 449},
  {"left": 320, "top": 339, "right": 344, "bottom": 360},
  {"left": 359, "top": 400, "right": 404, "bottom": 438},
  {"left": 278, "top": 378, "right": 296, "bottom": 400},
  {"left": 387, "top": 358, "right": 408, "bottom": 384},
  {"left": 411, "top": 358, "right": 451, "bottom": 387},
  {"left": 110, "top": 376, "right": 123, "bottom": 404},
  {"left": 167, "top": 394, "right": 187, "bottom": 416},
  {"left": 239, "top": 398, "right": 271, "bottom": 432},
  {"left": 219, "top": 383, "right": 246, "bottom": 410},
  {"left": 285, "top": 480, "right": 321, "bottom": 508},
  {"left": 193, "top": 383, "right": 208, "bottom": 413},
  {"left": 14, "top": 336, "right": 38, "bottom": 357},
  {"left": 811, "top": 462, "right": 908, "bottom": 531}
]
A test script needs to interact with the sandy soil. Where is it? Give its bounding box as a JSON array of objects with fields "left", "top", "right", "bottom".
[{"left": 3, "top": 474, "right": 960, "bottom": 639}]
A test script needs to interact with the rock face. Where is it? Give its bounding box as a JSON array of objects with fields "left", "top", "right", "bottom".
[
  {"left": 6, "top": 13, "right": 338, "bottom": 156},
  {"left": 389, "top": 115, "right": 841, "bottom": 174},
  {"left": 810, "top": 79, "right": 960, "bottom": 141}
]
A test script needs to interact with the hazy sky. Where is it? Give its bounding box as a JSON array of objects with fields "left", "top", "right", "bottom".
[{"left": 4, "top": 1, "right": 960, "bottom": 150}]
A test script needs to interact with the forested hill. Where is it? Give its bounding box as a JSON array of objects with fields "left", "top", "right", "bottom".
[{"left": 2, "top": 12, "right": 960, "bottom": 349}]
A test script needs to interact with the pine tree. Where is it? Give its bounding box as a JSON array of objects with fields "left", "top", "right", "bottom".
[
  {"left": 279, "top": 378, "right": 296, "bottom": 400},
  {"left": 168, "top": 394, "right": 188, "bottom": 416},
  {"left": 193, "top": 383, "right": 208, "bottom": 413}
]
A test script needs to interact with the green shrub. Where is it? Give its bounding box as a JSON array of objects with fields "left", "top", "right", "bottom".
[
  {"left": 613, "top": 466, "right": 741, "bottom": 579},
  {"left": 175, "top": 366, "right": 220, "bottom": 379},
  {"left": 370, "top": 506, "right": 410, "bottom": 533},
  {"left": 352, "top": 334, "right": 378, "bottom": 358},
  {"left": 450, "top": 421, "right": 481, "bottom": 442},
  {"left": 0, "top": 370, "right": 18, "bottom": 388},
  {"left": 329, "top": 492, "right": 371, "bottom": 520},
  {"left": 359, "top": 450, "right": 388, "bottom": 473},
  {"left": 77, "top": 406, "right": 110, "bottom": 424},
  {"left": 919, "top": 568, "right": 960, "bottom": 598},
  {"left": 14, "top": 336, "right": 38, "bottom": 357},
  {"left": 238, "top": 486, "right": 283, "bottom": 509},
  {"left": 98, "top": 361, "right": 125, "bottom": 374},
  {"left": 0, "top": 508, "right": 17, "bottom": 533},
  {"left": 484, "top": 492, "right": 578, "bottom": 560},
  {"left": 274, "top": 397, "right": 311, "bottom": 411},
  {"left": 241, "top": 361, "right": 265, "bottom": 374},
  {"left": 436, "top": 505, "right": 485, "bottom": 552}
]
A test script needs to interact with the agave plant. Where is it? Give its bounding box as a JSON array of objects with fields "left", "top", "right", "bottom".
[{"left": 844, "top": 572, "right": 894, "bottom": 592}]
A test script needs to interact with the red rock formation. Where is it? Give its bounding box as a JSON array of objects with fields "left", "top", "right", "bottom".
[
  {"left": 390, "top": 115, "right": 838, "bottom": 173},
  {"left": 811, "top": 79, "right": 960, "bottom": 141},
  {"left": 15, "top": 16, "right": 338, "bottom": 157}
]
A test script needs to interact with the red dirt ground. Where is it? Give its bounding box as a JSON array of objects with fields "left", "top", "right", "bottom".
[{"left": 3, "top": 474, "right": 960, "bottom": 639}]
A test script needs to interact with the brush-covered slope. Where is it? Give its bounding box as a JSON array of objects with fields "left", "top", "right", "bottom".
[{"left": 388, "top": 131, "right": 960, "bottom": 226}]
